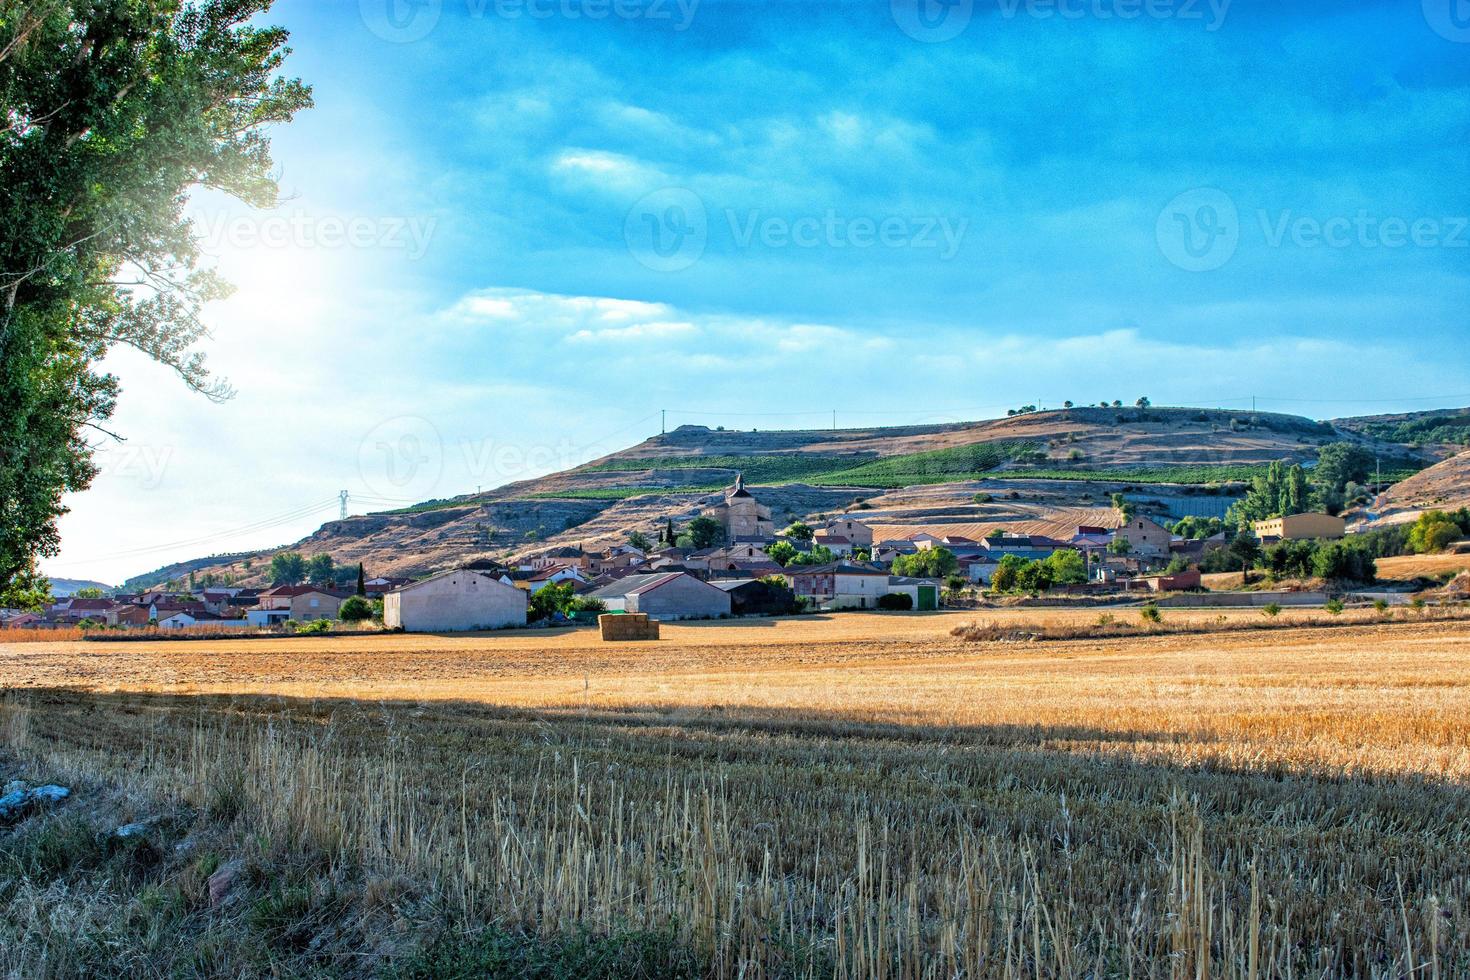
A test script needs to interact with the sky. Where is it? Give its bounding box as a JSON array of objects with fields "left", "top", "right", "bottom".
[{"left": 45, "top": 0, "right": 1470, "bottom": 585}]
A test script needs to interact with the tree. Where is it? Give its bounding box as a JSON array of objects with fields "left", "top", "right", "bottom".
[
  {"left": 1312, "top": 443, "right": 1374, "bottom": 504},
  {"left": 783, "top": 522, "right": 815, "bottom": 543},
  {"left": 1111, "top": 493, "right": 1136, "bottom": 523},
  {"left": 627, "top": 530, "right": 652, "bottom": 552},
  {"left": 1042, "top": 548, "right": 1087, "bottom": 585},
  {"left": 765, "top": 540, "right": 798, "bottom": 566},
  {"left": 1107, "top": 537, "right": 1133, "bottom": 556},
  {"left": 338, "top": 595, "right": 373, "bottom": 622},
  {"left": 787, "top": 545, "right": 836, "bottom": 567},
  {"left": 0, "top": 566, "right": 51, "bottom": 611},
  {"left": 1227, "top": 534, "right": 1261, "bottom": 576},
  {"left": 1063, "top": 400, "right": 1074, "bottom": 409},
  {"left": 990, "top": 554, "right": 1028, "bottom": 592},
  {"left": 664, "top": 518, "right": 676, "bottom": 545},
  {"left": 1112, "top": 400, "right": 1123, "bottom": 408},
  {"left": 892, "top": 548, "right": 958, "bottom": 579},
  {"left": 72, "top": 586, "right": 105, "bottom": 598},
  {"left": 1407, "top": 511, "right": 1465, "bottom": 554},
  {"left": 306, "top": 554, "right": 335, "bottom": 586},
  {"left": 0, "top": 2, "right": 312, "bottom": 599},
  {"left": 356, "top": 563, "right": 366, "bottom": 597},
  {"left": 529, "top": 582, "right": 576, "bottom": 621},
  {"left": 269, "top": 552, "right": 306, "bottom": 586},
  {"left": 684, "top": 516, "right": 725, "bottom": 550},
  {"left": 1135, "top": 396, "right": 1151, "bottom": 409}
]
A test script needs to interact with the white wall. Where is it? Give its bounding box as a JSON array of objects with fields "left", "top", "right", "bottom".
[{"left": 387, "top": 572, "right": 528, "bottom": 632}]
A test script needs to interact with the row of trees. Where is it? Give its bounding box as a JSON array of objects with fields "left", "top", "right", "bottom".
[
  {"left": 1008, "top": 398, "right": 1151, "bottom": 417},
  {"left": 1228, "top": 445, "right": 1378, "bottom": 529},
  {"left": 268, "top": 553, "right": 366, "bottom": 592}
]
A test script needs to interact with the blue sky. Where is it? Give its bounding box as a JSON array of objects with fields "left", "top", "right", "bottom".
[{"left": 47, "top": 0, "right": 1470, "bottom": 583}]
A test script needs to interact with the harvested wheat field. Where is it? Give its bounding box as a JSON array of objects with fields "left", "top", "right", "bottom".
[
  {"left": 3, "top": 611, "right": 1470, "bottom": 977},
  {"left": 1375, "top": 551, "right": 1470, "bottom": 581}
]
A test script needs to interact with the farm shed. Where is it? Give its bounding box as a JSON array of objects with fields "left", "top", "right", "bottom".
[
  {"left": 711, "top": 578, "right": 797, "bottom": 616},
  {"left": 588, "top": 572, "right": 732, "bottom": 620},
  {"left": 385, "top": 569, "right": 528, "bottom": 633}
]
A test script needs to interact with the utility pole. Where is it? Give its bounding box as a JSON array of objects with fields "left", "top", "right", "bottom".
[
  {"left": 661, "top": 409, "right": 666, "bottom": 435},
  {"left": 339, "top": 490, "right": 349, "bottom": 520},
  {"left": 832, "top": 409, "right": 837, "bottom": 431}
]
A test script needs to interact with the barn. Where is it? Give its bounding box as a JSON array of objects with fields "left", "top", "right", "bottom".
[
  {"left": 711, "top": 578, "right": 796, "bottom": 616},
  {"left": 384, "top": 569, "right": 528, "bottom": 633},
  {"left": 588, "top": 572, "right": 731, "bottom": 620}
]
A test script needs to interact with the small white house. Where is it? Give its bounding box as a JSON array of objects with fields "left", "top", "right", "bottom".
[
  {"left": 385, "top": 569, "right": 528, "bottom": 633},
  {"left": 157, "top": 612, "right": 198, "bottom": 629}
]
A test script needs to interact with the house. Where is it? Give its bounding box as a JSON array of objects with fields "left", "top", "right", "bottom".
[
  {"left": 982, "top": 535, "right": 1062, "bottom": 561},
  {"left": 384, "top": 569, "right": 528, "bottom": 632},
  {"left": 0, "top": 611, "right": 41, "bottom": 629},
  {"left": 823, "top": 518, "right": 874, "bottom": 548},
  {"left": 258, "top": 585, "right": 345, "bottom": 621},
  {"left": 528, "top": 546, "right": 589, "bottom": 571},
  {"left": 587, "top": 573, "right": 731, "bottom": 620},
  {"left": 706, "top": 542, "right": 772, "bottom": 567},
  {"left": 1112, "top": 517, "right": 1173, "bottom": 559},
  {"left": 524, "top": 565, "right": 591, "bottom": 592},
  {"left": 246, "top": 607, "right": 292, "bottom": 628},
  {"left": 51, "top": 597, "right": 114, "bottom": 623},
  {"left": 811, "top": 533, "right": 855, "bottom": 557},
  {"left": 703, "top": 474, "right": 775, "bottom": 542},
  {"left": 1137, "top": 570, "right": 1203, "bottom": 593},
  {"left": 363, "top": 577, "right": 414, "bottom": 598},
  {"left": 872, "top": 539, "right": 920, "bottom": 563},
  {"left": 1253, "top": 513, "right": 1346, "bottom": 543},
  {"left": 783, "top": 562, "right": 892, "bottom": 610},
  {"left": 710, "top": 578, "right": 796, "bottom": 616},
  {"left": 106, "top": 605, "right": 152, "bottom": 627},
  {"left": 958, "top": 555, "right": 1000, "bottom": 584}
]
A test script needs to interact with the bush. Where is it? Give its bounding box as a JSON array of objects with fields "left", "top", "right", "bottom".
[
  {"left": 295, "top": 619, "right": 331, "bottom": 634},
  {"left": 1262, "top": 603, "right": 1282, "bottom": 618},
  {"left": 338, "top": 596, "right": 374, "bottom": 622},
  {"left": 1140, "top": 604, "right": 1162, "bottom": 624},
  {"left": 1325, "top": 598, "right": 1345, "bottom": 616},
  {"left": 1373, "top": 599, "right": 1390, "bottom": 615},
  {"left": 877, "top": 593, "right": 914, "bottom": 611}
]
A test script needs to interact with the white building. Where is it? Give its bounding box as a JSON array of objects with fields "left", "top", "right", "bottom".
[{"left": 385, "top": 569, "right": 528, "bottom": 633}]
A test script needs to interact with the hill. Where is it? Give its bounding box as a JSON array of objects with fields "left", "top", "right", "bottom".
[
  {"left": 1332, "top": 407, "right": 1470, "bottom": 453},
  {"left": 46, "top": 577, "right": 113, "bottom": 596},
  {"left": 119, "top": 406, "right": 1431, "bottom": 588},
  {"left": 1365, "top": 451, "right": 1470, "bottom": 525}
]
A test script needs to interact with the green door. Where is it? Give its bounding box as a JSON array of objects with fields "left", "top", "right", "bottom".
[{"left": 917, "top": 585, "right": 938, "bottom": 611}]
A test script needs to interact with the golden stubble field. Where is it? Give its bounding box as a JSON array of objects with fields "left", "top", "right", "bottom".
[{"left": 3, "top": 610, "right": 1469, "bottom": 976}]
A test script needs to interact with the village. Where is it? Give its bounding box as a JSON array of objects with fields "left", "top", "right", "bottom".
[{"left": 13, "top": 473, "right": 1362, "bottom": 635}]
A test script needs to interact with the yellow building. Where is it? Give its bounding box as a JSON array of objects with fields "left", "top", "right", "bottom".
[{"left": 1253, "top": 513, "right": 1346, "bottom": 542}]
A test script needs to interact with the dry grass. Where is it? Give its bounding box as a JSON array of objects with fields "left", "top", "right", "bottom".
[
  {"left": 1376, "top": 552, "right": 1470, "bottom": 582},
  {"left": 3, "top": 613, "right": 1470, "bottom": 976}
]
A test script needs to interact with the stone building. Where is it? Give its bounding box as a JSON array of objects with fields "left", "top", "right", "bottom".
[{"left": 704, "top": 474, "right": 774, "bottom": 542}]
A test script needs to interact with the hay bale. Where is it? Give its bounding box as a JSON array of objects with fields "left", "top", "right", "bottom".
[{"left": 599, "top": 613, "right": 660, "bottom": 641}]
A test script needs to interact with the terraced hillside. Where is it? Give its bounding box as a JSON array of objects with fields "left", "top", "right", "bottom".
[{"left": 123, "top": 407, "right": 1430, "bottom": 587}]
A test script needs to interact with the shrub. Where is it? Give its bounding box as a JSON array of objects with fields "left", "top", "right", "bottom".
[
  {"left": 877, "top": 593, "right": 914, "bottom": 611},
  {"left": 1140, "top": 604, "right": 1162, "bottom": 624},
  {"left": 1325, "top": 598, "right": 1345, "bottom": 615},
  {"left": 1373, "top": 598, "right": 1390, "bottom": 615},
  {"left": 339, "top": 596, "right": 374, "bottom": 622},
  {"left": 1263, "top": 603, "right": 1282, "bottom": 618},
  {"left": 295, "top": 619, "right": 331, "bottom": 634}
]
